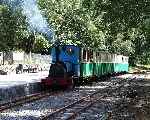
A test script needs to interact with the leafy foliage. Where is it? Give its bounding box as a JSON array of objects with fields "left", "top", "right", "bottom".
[
  {"left": 38, "top": 0, "right": 150, "bottom": 65},
  {"left": 0, "top": 5, "right": 19, "bottom": 51},
  {"left": 33, "top": 33, "right": 51, "bottom": 53},
  {"left": 0, "top": 4, "right": 51, "bottom": 54},
  {"left": 38, "top": 0, "right": 106, "bottom": 49}
]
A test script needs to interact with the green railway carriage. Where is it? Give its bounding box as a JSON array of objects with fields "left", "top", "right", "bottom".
[{"left": 80, "top": 48, "right": 129, "bottom": 78}]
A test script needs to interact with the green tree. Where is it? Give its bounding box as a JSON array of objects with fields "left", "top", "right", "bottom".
[
  {"left": 33, "top": 33, "right": 51, "bottom": 54},
  {"left": 38, "top": 0, "right": 106, "bottom": 49},
  {"left": 38, "top": 0, "right": 150, "bottom": 65},
  {"left": 0, "top": 5, "right": 27, "bottom": 51}
]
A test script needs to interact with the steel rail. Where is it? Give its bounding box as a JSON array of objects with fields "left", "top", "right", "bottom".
[
  {"left": 64, "top": 97, "right": 106, "bottom": 120},
  {"left": 0, "top": 90, "right": 60, "bottom": 112},
  {"left": 40, "top": 88, "right": 111, "bottom": 120}
]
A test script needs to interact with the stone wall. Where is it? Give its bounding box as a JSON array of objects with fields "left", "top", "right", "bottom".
[
  {"left": 0, "top": 51, "right": 51, "bottom": 65},
  {"left": 0, "top": 51, "right": 51, "bottom": 73}
]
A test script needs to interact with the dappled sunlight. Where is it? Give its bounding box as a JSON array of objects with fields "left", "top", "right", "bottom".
[
  {"left": 75, "top": 88, "right": 97, "bottom": 92},
  {"left": 0, "top": 71, "right": 48, "bottom": 88},
  {"left": 79, "top": 85, "right": 108, "bottom": 89},
  {"left": 115, "top": 74, "right": 133, "bottom": 79},
  {"left": 0, "top": 108, "right": 54, "bottom": 117},
  {"left": 116, "top": 73, "right": 150, "bottom": 80},
  {"left": 101, "top": 96, "right": 122, "bottom": 102}
]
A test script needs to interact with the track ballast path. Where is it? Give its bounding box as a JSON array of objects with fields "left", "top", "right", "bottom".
[{"left": 40, "top": 78, "right": 136, "bottom": 120}]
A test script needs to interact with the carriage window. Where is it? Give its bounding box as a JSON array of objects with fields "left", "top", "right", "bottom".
[
  {"left": 122, "top": 57, "right": 124, "bottom": 62},
  {"left": 101, "top": 53, "right": 105, "bottom": 62},
  {"left": 96, "top": 52, "right": 98, "bottom": 61},
  {"left": 113, "top": 54, "right": 116, "bottom": 62},
  {"left": 87, "top": 50, "right": 90, "bottom": 61},
  {"left": 107, "top": 54, "right": 110, "bottom": 62},
  {"left": 83, "top": 49, "right": 86, "bottom": 61},
  {"left": 90, "top": 50, "right": 93, "bottom": 61},
  {"left": 106, "top": 53, "right": 109, "bottom": 62},
  {"left": 86, "top": 50, "right": 93, "bottom": 62},
  {"left": 96, "top": 52, "right": 100, "bottom": 61}
]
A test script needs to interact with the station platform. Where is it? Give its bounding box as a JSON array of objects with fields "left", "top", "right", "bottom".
[{"left": 0, "top": 71, "right": 49, "bottom": 104}]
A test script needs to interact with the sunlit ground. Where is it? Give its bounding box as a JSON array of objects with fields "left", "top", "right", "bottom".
[
  {"left": 1, "top": 110, "right": 46, "bottom": 117},
  {"left": 78, "top": 85, "right": 108, "bottom": 89},
  {"left": 116, "top": 73, "right": 150, "bottom": 80},
  {"left": 0, "top": 71, "right": 48, "bottom": 88}
]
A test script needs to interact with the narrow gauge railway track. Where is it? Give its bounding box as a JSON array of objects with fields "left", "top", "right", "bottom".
[
  {"left": 40, "top": 77, "right": 136, "bottom": 120},
  {"left": 40, "top": 87, "right": 119, "bottom": 120},
  {"left": 0, "top": 90, "right": 61, "bottom": 112}
]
